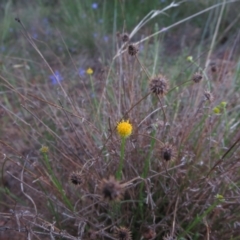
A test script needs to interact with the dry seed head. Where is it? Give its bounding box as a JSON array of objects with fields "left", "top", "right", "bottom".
[
  {"left": 210, "top": 62, "right": 217, "bottom": 72},
  {"left": 114, "top": 226, "right": 132, "bottom": 240},
  {"left": 192, "top": 72, "right": 203, "bottom": 83},
  {"left": 122, "top": 33, "right": 129, "bottom": 42},
  {"left": 163, "top": 234, "right": 177, "bottom": 240},
  {"left": 149, "top": 74, "right": 169, "bottom": 97},
  {"left": 99, "top": 176, "right": 124, "bottom": 201},
  {"left": 142, "top": 226, "right": 156, "bottom": 239},
  {"left": 128, "top": 44, "right": 138, "bottom": 56},
  {"left": 161, "top": 143, "right": 176, "bottom": 161},
  {"left": 69, "top": 172, "right": 83, "bottom": 186},
  {"left": 204, "top": 90, "right": 214, "bottom": 102}
]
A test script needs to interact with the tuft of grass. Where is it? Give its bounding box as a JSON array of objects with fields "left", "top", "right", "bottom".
[{"left": 1, "top": 0, "right": 240, "bottom": 239}]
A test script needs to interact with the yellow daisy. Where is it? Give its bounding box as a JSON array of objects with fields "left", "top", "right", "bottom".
[
  {"left": 86, "top": 68, "right": 93, "bottom": 75},
  {"left": 117, "top": 120, "right": 133, "bottom": 138},
  {"left": 40, "top": 146, "right": 49, "bottom": 153}
]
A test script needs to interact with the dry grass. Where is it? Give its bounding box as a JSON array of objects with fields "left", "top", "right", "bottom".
[{"left": 1, "top": 3, "right": 240, "bottom": 240}]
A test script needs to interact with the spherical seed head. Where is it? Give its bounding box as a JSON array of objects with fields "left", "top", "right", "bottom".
[
  {"left": 142, "top": 226, "right": 156, "bottom": 240},
  {"left": 122, "top": 33, "right": 129, "bottom": 42},
  {"left": 210, "top": 63, "right": 217, "bottom": 73},
  {"left": 161, "top": 143, "right": 176, "bottom": 161},
  {"left": 204, "top": 90, "right": 214, "bottom": 102},
  {"left": 114, "top": 227, "right": 132, "bottom": 240},
  {"left": 163, "top": 234, "right": 176, "bottom": 240},
  {"left": 192, "top": 72, "right": 203, "bottom": 83},
  {"left": 69, "top": 172, "right": 83, "bottom": 186},
  {"left": 149, "top": 74, "right": 169, "bottom": 97},
  {"left": 117, "top": 120, "right": 133, "bottom": 138},
  {"left": 128, "top": 44, "right": 138, "bottom": 56},
  {"left": 100, "top": 176, "right": 124, "bottom": 201}
]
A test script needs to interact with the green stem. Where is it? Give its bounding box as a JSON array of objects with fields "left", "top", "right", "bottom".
[
  {"left": 42, "top": 152, "right": 73, "bottom": 210},
  {"left": 116, "top": 137, "right": 126, "bottom": 180},
  {"left": 90, "top": 75, "right": 98, "bottom": 110},
  {"left": 179, "top": 200, "right": 220, "bottom": 238}
]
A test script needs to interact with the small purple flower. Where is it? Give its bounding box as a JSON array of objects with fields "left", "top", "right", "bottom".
[
  {"left": 79, "top": 68, "right": 85, "bottom": 77},
  {"left": 1, "top": 45, "right": 6, "bottom": 52},
  {"left": 42, "top": 18, "right": 49, "bottom": 25},
  {"left": 92, "top": 3, "right": 98, "bottom": 9},
  {"left": 32, "top": 32, "right": 38, "bottom": 39},
  {"left": 139, "top": 44, "right": 144, "bottom": 52},
  {"left": 49, "top": 70, "right": 63, "bottom": 85},
  {"left": 103, "top": 36, "right": 109, "bottom": 42}
]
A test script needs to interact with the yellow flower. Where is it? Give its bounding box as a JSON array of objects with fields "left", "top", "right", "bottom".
[
  {"left": 220, "top": 101, "right": 227, "bottom": 108},
  {"left": 117, "top": 120, "right": 132, "bottom": 138},
  {"left": 215, "top": 194, "right": 225, "bottom": 202},
  {"left": 86, "top": 68, "right": 93, "bottom": 75},
  {"left": 40, "top": 146, "right": 49, "bottom": 153},
  {"left": 187, "top": 56, "right": 193, "bottom": 62},
  {"left": 213, "top": 107, "right": 220, "bottom": 114}
]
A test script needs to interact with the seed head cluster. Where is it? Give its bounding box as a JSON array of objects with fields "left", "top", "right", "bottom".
[
  {"left": 122, "top": 33, "right": 130, "bottom": 42},
  {"left": 114, "top": 226, "right": 132, "bottom": 240},
  {"left": 192, "top": 72, "right": 203, "bottom": 83},
  {"left": 204, "top": 90, "right": 214, "bottom": 102},
  {"left": 141, "top": 226, "right": 156, "bottom": 240},
  {"left": 161, "top": 143, "right": 176, "bottom": 161},
  {"left": 163, "top": 234, "right": 177, "bottom": 240},
  {"left": 128, "top": 44, "right": 138, "bottom": 56},
  {"left": 150, "top": 74, "right": 169, "bottom": 97},
  {"left": 99, "top": 176, "right": 124, "bottom": 201},
  {"left": 69, "top": 172, "right": 83, "bottom": 186}
]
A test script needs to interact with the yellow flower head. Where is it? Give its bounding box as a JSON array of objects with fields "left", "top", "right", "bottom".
[
  {"left": 215, "top": 194, "right": 225, "bottom": 202},
  {"left": 187, "top": 56, "right": 193, "bottom": 62},
  {"left": 40, "top": 146, "right": 49, "bottom": 153},
  {"left": 213, "top": 107, "right": 220, "bottom": 114},
  {"left": 220, "top": 101, "right": 227, "bottom": 108},
  {"left": 117, "top": 120, "right": 132, "bottom": 138},
  {"left": 86, "top": 68, "right": 93, "bottom": 75}
]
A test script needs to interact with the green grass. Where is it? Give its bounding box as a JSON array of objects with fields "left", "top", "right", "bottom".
[{"left": 0, "top": 0, "right": 240, "bottom": 239}]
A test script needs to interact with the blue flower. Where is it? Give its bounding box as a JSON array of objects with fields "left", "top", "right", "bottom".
[
  {"left": 139, "top": 44, "right": 144, "bottom": 52},
  {"left": 79, "top": 68, "right": 85, "bottom": 77},
  {"left": 42, "top": 18, "right": 49, "bottom": 25},
  {"left": 1, "top": 45, "right": 6, "bottom": 52},
  {"left": 103, "top": 36, "right": 109, "bottom": 42},
  {"left": 49, "top": 70, "right": 63, "bottom": 85},
  {"left": 92, "top": 3, "right": 98, "bottom": 9}
]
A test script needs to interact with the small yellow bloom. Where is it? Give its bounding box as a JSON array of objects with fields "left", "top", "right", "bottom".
[
  {"left": 117, "top": 120, "right": 133, "bottom": 138},
  {"left": 213, "top": 107, "right": 220, "bottom": 114},
  {"left": 40, "top": 146, "right": 49, "bottom": 153},
  {"left": 187, "top": 56, "right": 193, "bottom": 62},
  {"left": 86, "top": 68, "right": 93, "bottom": 75},
  {"left": 215, "top": 194, "right": 225, "bottom": 202},
  {"left": 220, "top": 101, "right": 227, "bottom": 108}
]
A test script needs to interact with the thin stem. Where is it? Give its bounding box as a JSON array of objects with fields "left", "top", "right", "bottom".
[
  {"left": 116, "top": 137, "right": 126, "bottom": 180},
  {"left": 157, "top": 95, "right": 167, "bottom": 126}
]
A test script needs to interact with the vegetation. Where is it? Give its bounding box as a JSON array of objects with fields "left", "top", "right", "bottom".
[{"left": 0, "top": 0, "right": 240, "bottom": 239}]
